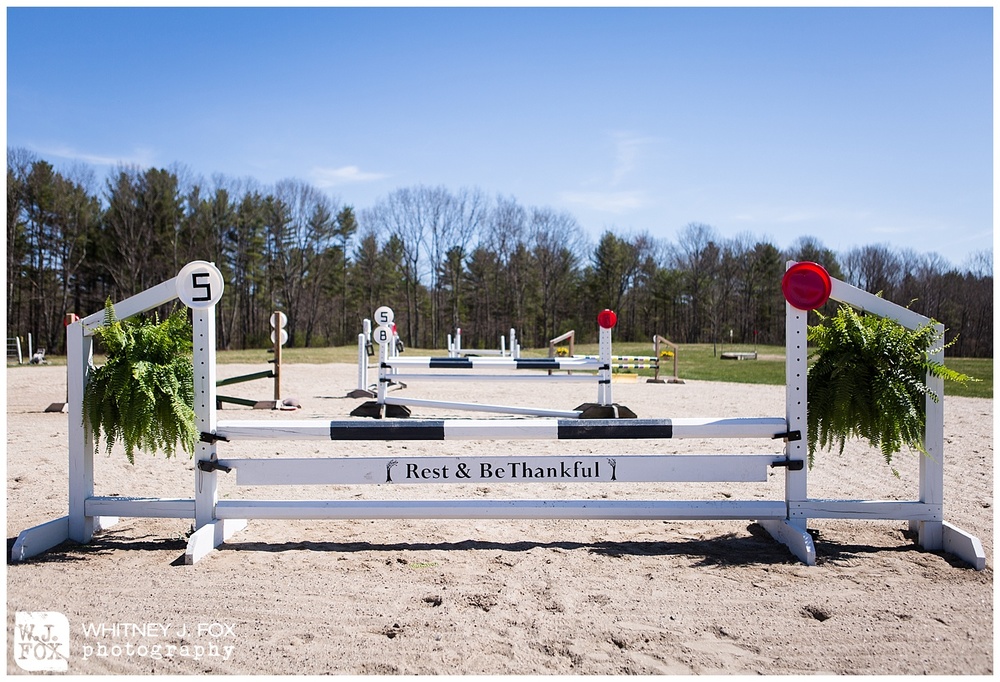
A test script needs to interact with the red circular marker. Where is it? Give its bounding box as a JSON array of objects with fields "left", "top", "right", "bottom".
[
  {"left": 782, "top": 262, "right": 832, "bottom": 310},
  {"left": 64, "top": 313, "right": 80, "bottom": 327},
  {"left": 597, "top": 309, "right": 618, "bottom": 329}
]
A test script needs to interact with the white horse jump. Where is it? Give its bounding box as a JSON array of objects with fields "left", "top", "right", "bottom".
[
  {"left": 448, "top": 326, "right": 519, "bottom": 358},
  {"left": 216, "top": 310, "right": 298, "bottom": 410},
  {"left": 549, "top": 329, "right": 683, "bottom": 384},
  {"left": 351, "top": 307, "right": 635, "bottom": 419},
  {"left": 348, "top": 317, "right": 409, "bottom": 399},
  {"left": 10, "top": 260, "right": 987, "bottom": 571}
]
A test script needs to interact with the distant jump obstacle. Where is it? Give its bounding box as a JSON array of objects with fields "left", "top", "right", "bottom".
[
  {"left": 44, "top": 314, "right": 81, "bottom": 412},
  {"left": 10, "top": 260, "right": 987, "bottom": 570},
  {"left": 448, "top": 326, "right": 519, "bottom": 358},
  {"left": 216, "top": 311, "right": 298, "bottom": 410},
  {"left": 348, "top": 318, "right": 407, "bottom": 399},
  {"left": 7, "top": 336, "right": 23, "bottom": 364},
  {"left": 549, "top": 330, "right": 683, "bottom": 384},
  {"left": 350, "top": 322, "right": 521, "bottom": 399},
  {"left": 350, "top": 307, "right": 636, "bottom": 419}
]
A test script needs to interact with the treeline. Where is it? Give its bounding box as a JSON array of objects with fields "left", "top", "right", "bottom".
[{"left": 7, "top": 148, "right": 993, "bottom": 358}]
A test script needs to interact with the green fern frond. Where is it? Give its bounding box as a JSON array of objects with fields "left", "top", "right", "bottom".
[
  {"left": 83, "top": 304, "right": 196, "bottom": 462},
  {"left": 807, "top": 303, "right": 977, "bottom": 473}
]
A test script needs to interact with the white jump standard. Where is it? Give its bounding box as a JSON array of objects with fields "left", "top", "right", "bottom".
[
  {"left": 10, "top": 260, "right": 987, "bottom": 571},
  {"left": 351, "top": 307, "right": 636, "bottom": 419}
]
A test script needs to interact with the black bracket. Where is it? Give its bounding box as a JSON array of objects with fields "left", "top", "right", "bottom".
[
  {"left": 197, "top": 459, "right": 232, "bottom": 473},
  {"left": 199, "top": 432, "right": 230, "bottom": 444},
  {"left": 771, "top": 430, "right": 801, "bottom": 442},
  {"left": 770, "top": 458, "right": 804, "bottom": 471}
]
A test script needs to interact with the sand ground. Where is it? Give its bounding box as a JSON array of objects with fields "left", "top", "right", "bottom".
[{"left": 6, "top": 362, "right": 993, "bottom": 675}]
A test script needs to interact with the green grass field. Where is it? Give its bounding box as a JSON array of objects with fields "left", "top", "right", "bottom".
[
  {"left": 11, "top": 341, "right": 991, "bottom": 399},
  {"left": 522, "top": 341, "right": 992, "bottom": 399}
]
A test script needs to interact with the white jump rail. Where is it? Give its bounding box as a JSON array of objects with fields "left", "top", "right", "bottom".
[{"left": 10, "top": 260, "right": 986, "bottom": 571}]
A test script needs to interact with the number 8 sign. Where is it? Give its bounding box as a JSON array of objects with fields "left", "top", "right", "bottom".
[
  {"left": 372, "top": 325, "right": 394, "bottom": 346},
  {"left": 176, "top": 261, "right": 225, "bottom": 309}
]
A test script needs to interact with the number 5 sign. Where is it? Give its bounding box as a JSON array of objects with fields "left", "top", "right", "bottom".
[{"left": 176, "top": 261, "right": 225, "bottom": 309}]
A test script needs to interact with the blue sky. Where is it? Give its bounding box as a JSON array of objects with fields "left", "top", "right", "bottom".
[{"left": 6, "top": 6, "right": 993, "bottom": 267}]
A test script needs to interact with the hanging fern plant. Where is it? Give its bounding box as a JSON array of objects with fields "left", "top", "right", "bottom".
[
  {"left": 806, "top": 303, "right": 974, "bottom": 474},
  {"left": 83, "top": 302, "right": 198, "bottom": 464}
]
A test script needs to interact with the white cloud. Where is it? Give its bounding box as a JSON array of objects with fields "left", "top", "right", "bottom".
[
  {"left": 868, "top": 224, "right": 909, "bottom": 235},
  {"left": 311, "top": 165, "right": 388, "bottom": 188},
  {"left": 733, "top": 210, "right": 819, "bottom": 225},
  {"left": 558, "top": 132, "right": 659, "bottom": 214},
  {"left": 610, "top": 132, "right": 657, "bottom": 187},
  {"left": 33, "top": 143, "right": 154, "bottom": 168},
  {"left": 559, "top": 189, "right": 647, "bottom": 214}
]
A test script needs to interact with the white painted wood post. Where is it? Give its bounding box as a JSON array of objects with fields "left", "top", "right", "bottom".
[
  {"left": 361, "top": 318, "right": 372, "bottom": 390},
  {"left": 357, "top": 333, "right": 368, "bottom": 391},
  {"left": 783, "top": 300, "right": 810, "bottom": 519},
  {"left": 758, "top": 263, "right": 816, "bottom": 565},
  {"left": 376, "top": 331, "right": 389, "bottom": 404},
  {"left": 193, "top": 307, "right": 219, "bottom": 531},
  {"left": 598, "top": 318, "right": 613, "bottom": 406},
  {"left": 67, "top": 318, "right": 95, "bottom": 543},
  {"left": 757, "top": 300, "right": 815, "bottom": 565},
  {"left": 182, "top": 262, "right": 247, "bottom": 564},
  {"left": 918, "top": 322, "right": 946, "bottom": 550}
]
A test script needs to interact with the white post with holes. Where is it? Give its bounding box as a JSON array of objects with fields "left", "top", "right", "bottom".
[
  {"left": 758, "top": 264, "right": 816, "bottom": 565},
  {"left": 181, "top": 261, "right": 246, "bottom": 564}
]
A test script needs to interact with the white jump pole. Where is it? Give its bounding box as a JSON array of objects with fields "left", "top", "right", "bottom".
[
  {"left": 385, "top": 373, "right": 600, "bottom": 382},
  {"left": 382, "top": 396, "right": 583, "bottom": 419},
  {"left": 357, "top": 333, "right": 368, "bottom": 390},
  {"left": 384, "top": 357, "right": 605, "bottom": 369},
  {"left": 215, "top": 416, "right": 791, "bottom": 441}
]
